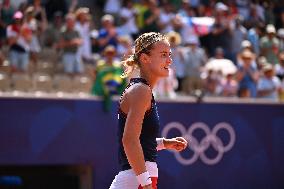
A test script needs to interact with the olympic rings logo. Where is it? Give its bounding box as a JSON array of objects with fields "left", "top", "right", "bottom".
[{"left": 161, "top": 122, "right": 236, "bottom": 165}]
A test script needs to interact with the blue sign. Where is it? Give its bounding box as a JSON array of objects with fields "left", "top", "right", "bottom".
[{"left": 0, "top": 97, "right": 283, "bottom": 189}]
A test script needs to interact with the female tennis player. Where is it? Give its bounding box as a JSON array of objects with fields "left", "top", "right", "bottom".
[{"left": 109, "top": 32, "right": 188, "bottom": 189}]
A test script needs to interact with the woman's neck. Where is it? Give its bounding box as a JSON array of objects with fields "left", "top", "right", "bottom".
[{"left": 139, "top": 72, "right": 158, "bottom": 89}]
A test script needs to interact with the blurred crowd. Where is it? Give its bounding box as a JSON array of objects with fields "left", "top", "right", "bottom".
[{"left": 0, "top": 0, "right": 284, "bottom": 102}]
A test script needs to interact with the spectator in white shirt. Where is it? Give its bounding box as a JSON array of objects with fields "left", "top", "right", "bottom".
[
  {"left": 158, "top": 2, "right": 175, "bottom": 34},
  {"left": 117, "top": 0, "right": 138, "bottom": 38},
  {"left": 75, "top": 7, "right": 92, "bottom": 63},
  {"left": 257, "top": 64, "right": 281, "bottom": 100}
]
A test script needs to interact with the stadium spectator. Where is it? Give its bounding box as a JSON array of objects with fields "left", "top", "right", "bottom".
[
  {"left": 235, "top": 0, "right": 250, "bottom": 20},
  {"left": 116, "top": 35, "right": 133, "bottom": 59},
  {"left": 31, "top": 0, "right": 47, "bottom": 31},
  {"left": 167, "top": 31, "right": 185, "bottom": 92},
  {"left": 237, "top": 41, "right": 258, "bottom": 69},
  {"left": 75, "top": 7, "right": 92, "bottom": 63},
  {"left": 133, "top": 0, "right": 148, "bottom": 32},
  {"left": 230, "top": 16, "right": 247, "bottom": 64},
  {"left": 257, "top": 63, "right": 282, "bottom": 100},
  {"left": 175, "top": 4, "right": 198, "bottom": 46},
  {"left": 10, "top": 0, "right": 26, "bottom": 10},
  {"left": 236, "top": 49, "right": 259, "bottom": 98},
  {"left": 209, "top": 2, "right": 233, "bottom": 58},
  {"left": 177, "top": 0, "right": 191, "bottom": 18},
  {"left": 57, "top": 13, "right": 83, "bottom": 75},
  {"left": 277, "top": 28, "right": 284, "bottom": 52},
  {"left": 247, "top": 22, "right": 264, "bottom": 56},
  {"left": 103, "top": 0, "right": 121, "bottom": 18},
  {"left": 183, "top": 36, "right": 207, "bottom": 95},
  {"left": 203, "top": 69, "right": 221, "bottom": 97},
  {"left": 117, "top": 0, "right": 138, "bottom": 38},
  {"left": 158, "top": 2, "right": 175, "bottom": 34},
  {"left": 7, "top": 11, "right": 32, "bottom": 72},
  {"left": 0, "top": 0, "right": 284, "bottom": 101},
  {"left": 141, "top": 0, "right": 160, "bottom": 33},
  {"left": 260, "top": 24, "right": 280, "bottom": 65},
  {"left": 220, "top": 73, "right": 238, "bottom": 97},
  {"left": 244, "top": 3, "right": 264, "bottom": 29},
  {"left": 97, "top": 14, "right": 118, "bottom": 52},
  {"left": 23, "top": 6, "right": 41, "bottom": 65},
  {"left": 42, "top": 11, "right": 63, "bottom": 48},
  {"left": 92, "top": 45, "right": 126, "bottom": 111}
]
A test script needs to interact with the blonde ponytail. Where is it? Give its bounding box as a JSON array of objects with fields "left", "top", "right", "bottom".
[{"left": 121, "top": 54, "right": 138, "bottom": 78}]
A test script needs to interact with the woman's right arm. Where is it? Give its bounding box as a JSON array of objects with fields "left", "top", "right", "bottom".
[{"left": 122, "top": 84, "right": 152, "bottom": 187}]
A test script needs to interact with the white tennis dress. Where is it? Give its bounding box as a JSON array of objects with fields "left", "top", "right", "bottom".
[{"left": 109, "top": 161, "right": 158, "bottom": 189}]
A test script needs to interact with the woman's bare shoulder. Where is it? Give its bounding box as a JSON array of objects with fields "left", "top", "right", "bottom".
[{"left": 123, "top": 83, "right": 152, "bottom": 106}]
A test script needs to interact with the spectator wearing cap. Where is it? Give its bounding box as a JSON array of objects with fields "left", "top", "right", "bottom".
[
  {"left": 167, "top": 31, "right": 186, "bottom": 92},
  {"left": 236, "top": 49, "right": 259, "bottom": 98},
  {"left": 23, "top": 6, "right": 41, "bottom": 65},
  {"left": 209, "top": 2, "right": 233, "bottom": 58},
  {"left": 92, "top": 45, "right": 126, "bottom": 112},
  {"left": 241, "top": 40, "right": 252, "bottom": 51},
  {"left": 237, "top": 41, "right": 258, "bottom": 69},
  {"left": 97, "top": 14, "right": 118, "bottom": 52},
  {"left": 183, "top": 36, "right": 207, "bottom": 95},
  {"left": 57, "top": 13, "right": 83, "bottom": 75},
  {"left": 75, "top": 7, "right": 92, "bottom": 63},
  {"left": 7, "top": 11, "right": 32, "bottom": 72},
  {"left": 257, "top": 63, "right": 282, "bottom": 100},
  {"left": 260, "top": 24, "right": 280, "bottom": 65}
]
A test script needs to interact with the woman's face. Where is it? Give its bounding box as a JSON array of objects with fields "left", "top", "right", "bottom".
[{"left": 145, "top": 40, "right": 172, "bottom": 77}]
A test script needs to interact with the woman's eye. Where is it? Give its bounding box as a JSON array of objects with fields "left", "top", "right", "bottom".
[{"left": 162, "top": 53, "right": 168, "bottom": 57}]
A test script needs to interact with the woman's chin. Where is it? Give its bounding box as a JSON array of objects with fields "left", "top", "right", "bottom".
[{"left": 162, "top": 69, "right": 170, "bottom": 77}]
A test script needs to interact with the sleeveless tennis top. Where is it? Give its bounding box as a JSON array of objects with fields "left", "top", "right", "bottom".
[{"left": 117, "top": 78, "right": 160, "bottom": 171}]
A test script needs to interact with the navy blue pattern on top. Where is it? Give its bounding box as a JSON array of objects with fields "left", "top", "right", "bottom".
[{"left": 117, "top": 78, "right": 160, "bottom": 171}]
